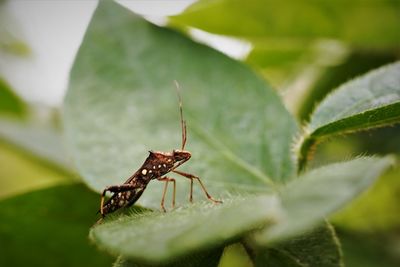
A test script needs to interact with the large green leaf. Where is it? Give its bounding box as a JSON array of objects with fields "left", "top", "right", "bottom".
[
  {"left": 64, "top": 0, "right": 297, "bottom": 209},
  {"left": 90, "top": 194, "right": 281, "bottom": 263},
  {"left": 171, "top": 0, "right": 400, "bottom": 48},
  {"left": 252, "top": 222, "right": 343, "bottom": 267},
  {"left": 297, "top": 62, "right": 400, "bottom": 171},
  {"left": 254, "top": 156, "right": 394, "bottom": 245},
  {"left": 0, "top": 184, "right": 114, "bottom": 267}
]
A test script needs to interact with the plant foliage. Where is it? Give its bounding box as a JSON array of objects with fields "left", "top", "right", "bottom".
[{"left": 60, "top": 1, "right": 399, "bottom": 266}]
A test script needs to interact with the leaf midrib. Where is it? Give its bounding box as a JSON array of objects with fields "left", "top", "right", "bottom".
[
  {"left": 311, "top": 101, "right": 400, "bottom": 138},
  {"left": 189, "top": 120, "right": 275, "bottom": 187}
]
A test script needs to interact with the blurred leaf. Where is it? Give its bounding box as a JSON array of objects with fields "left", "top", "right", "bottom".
[
  {"left": 254, "top": 156, "right": 394, "bottom": 244},
  {"left": 246, "top": 41, "right": 306, "bottom": 69},
  {"left": 354, "top": 125, "right": 400, "bottom": 155},
  {"left": 297, "top": 62, "right": 400, "bottom": 171},
  {"left": 0, "top": 119, "right": 72, "bottom": 170},
  {"left": 0, "top": 33, "right": 30, "bottom": 56},
  {"left": 0, "top": 77, "right": 26, "bottom": 118},
  {"left": 90, "top": 195, "right": 281, "bottom": 263},
  {"left": 308, "top": 125, "right": 400, "bottom": 169},
  {"left": 0, "top": 184, "right": 114, "bottom": 267},
  {"left": 244, "top": 40, "right": 310, "bottom": 88},
  {"left": 254, "top": 249, "right": 304, "bottom": 267},
  {"left": 332, "top": 165, "right": 400, "bottom": 232},
  {"left": 113, "top": 247, "right": 222, "bottom": 267},
  {"left": 252, "top": 222, "right": 343, "bottom": 267},
  {"left": 295, "top": 50, "right": 399, "bottom": 122},
  {"left": 337, "top": 229, "right": 400, "bottom": 267},
  {"left": 0, "top": 139, "right": 71, "bottom": 199},
  {"left": 307, "top": 126, "right": 400, "bottom": 231},
  {"left": 0, "top": 1, "right": 30, "bottom": 56},
  {"left": 64, "top": 0, "right": 298, "bottom": 210},
  {"left": 171, "top": 0, "right": 400, "bottom": 48},
  {"left": 218, "top": 243, "right": 252, "bottom": 267}
]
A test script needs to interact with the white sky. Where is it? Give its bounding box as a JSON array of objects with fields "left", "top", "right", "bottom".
[{"left": 0, "top": 0, "right": 251, "bottom": 107}]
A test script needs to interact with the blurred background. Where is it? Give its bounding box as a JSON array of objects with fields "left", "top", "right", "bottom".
[{"left": 0, "top": 0, "right": 399, "bottom": 266}]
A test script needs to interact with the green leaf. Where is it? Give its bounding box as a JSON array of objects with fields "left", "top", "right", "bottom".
[
  {"left": 0, "top": 139, "right": 71, "bottom": 199},
  {"left": 332, "top": 165, "right": 400, "bottom": 232},
  {"left": 254, "top": 156, "right": 394, "bottom": 245},
  {"left": 113, "top": 247, "right": 223, "bottom": 267},
  {"left": 244, "top": 39, "right": 311, "bottom": 88},
  {"left": 253, "top": 249, "right": 304, "bottom": 267},
  {"left": 0, "top": 119, "right": 72, "bottom": 171},
  {"left": 337, "top": 229, "right": 400, "bottom": 267},
  {"left": 171, "top": 0, "right": 400, "bottom": 48},
  {"left": 90, "top": 194, "right": 281, "bottom": 263},
  {"left": 294, "top": 50, "right": 399, "bottom": 122},
  {"left": 251, "top": 222, "right": 343, "bottom": 267},
  {"left": 0, "top": 77, "right": 26, "bottom": 118},
  {"left": 0, "top": 184, "right": 114, "bottom": 267},
  {"left": 218, "top": 243, "right": 253, "bottom": 267},
  {"left": 64, "top": 0, "right": 298, "bottom": 208},
  {"left": 297, "top": 62, "right": 400, "bottom": 171},
  {"left": 309, "top": 62, "right": 400, "bottom": 133}
]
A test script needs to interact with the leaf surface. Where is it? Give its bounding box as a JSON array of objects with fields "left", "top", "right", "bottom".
[
  {"left": 64, "top": 0, "right": 297, "bottom": 210},
  {"left": 0, "top": 119, "right": 72, "bottom": 170},
  {"left": 171, "top": 0, "right": 400, "bottom": 48},
  {"left": 0, "top": 140, "right": 71, "bottom": 199},
  {"left": 0, "top": 184, "right": 114, "bottom": 267},
  {"left": 253, "top": 222, "right": 343, "bottom": 267},
  {"left": 332, "top": 165, "right": 400, "bottom": 232},
  {"left": 90, "top": 194, "right": 281, "bottom": 263},
  {"left": 298, "top": 62, "right": 400, "bottom": 170},
  {"left": 254, "top": 156, "right": 394, "bottom": 244},
  {"left": 113, "top": 248, "right": 222, "bottom": 267},
  {"left": 309, "top": 62, "right": 400, "bottom": 134}
]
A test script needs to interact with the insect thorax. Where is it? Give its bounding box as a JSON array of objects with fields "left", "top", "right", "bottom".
[{"left": 138, "top": 151, "right": 175, "bottom": 180}]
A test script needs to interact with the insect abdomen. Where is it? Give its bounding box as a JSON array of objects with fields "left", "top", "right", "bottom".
[{"left": 101, "top": 186, "right": 146, "bottom": 215}]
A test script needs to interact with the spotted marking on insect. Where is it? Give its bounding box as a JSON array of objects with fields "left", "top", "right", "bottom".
[{"left": 98, "top": 81, "right": 222, "bottom": 219}]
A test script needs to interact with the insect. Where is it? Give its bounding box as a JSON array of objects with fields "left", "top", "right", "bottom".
[{"left": 99, "top": 81, "right": 222, "bottom": 217}]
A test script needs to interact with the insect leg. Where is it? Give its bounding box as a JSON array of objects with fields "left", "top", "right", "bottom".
[
  {"left": 157, "top": 177, "right": 176, "bottom": 212},
  {"left": 100, "top": 184, "right": 137, "bottom": 216},
  {"left": 172, "top": 170, "right": 222, "bottom": 204},
  {"left": 189, "top": 177, "right": 193, "bottom": 203}
]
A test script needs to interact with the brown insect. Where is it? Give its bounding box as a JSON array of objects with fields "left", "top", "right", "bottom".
[{"left": 99, "top": 81, "right": 222, "bottom": 217}]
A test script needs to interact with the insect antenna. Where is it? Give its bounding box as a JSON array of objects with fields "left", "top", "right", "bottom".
[{"left": 173, "top": 80, "right": 187, "bottom": 150}]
